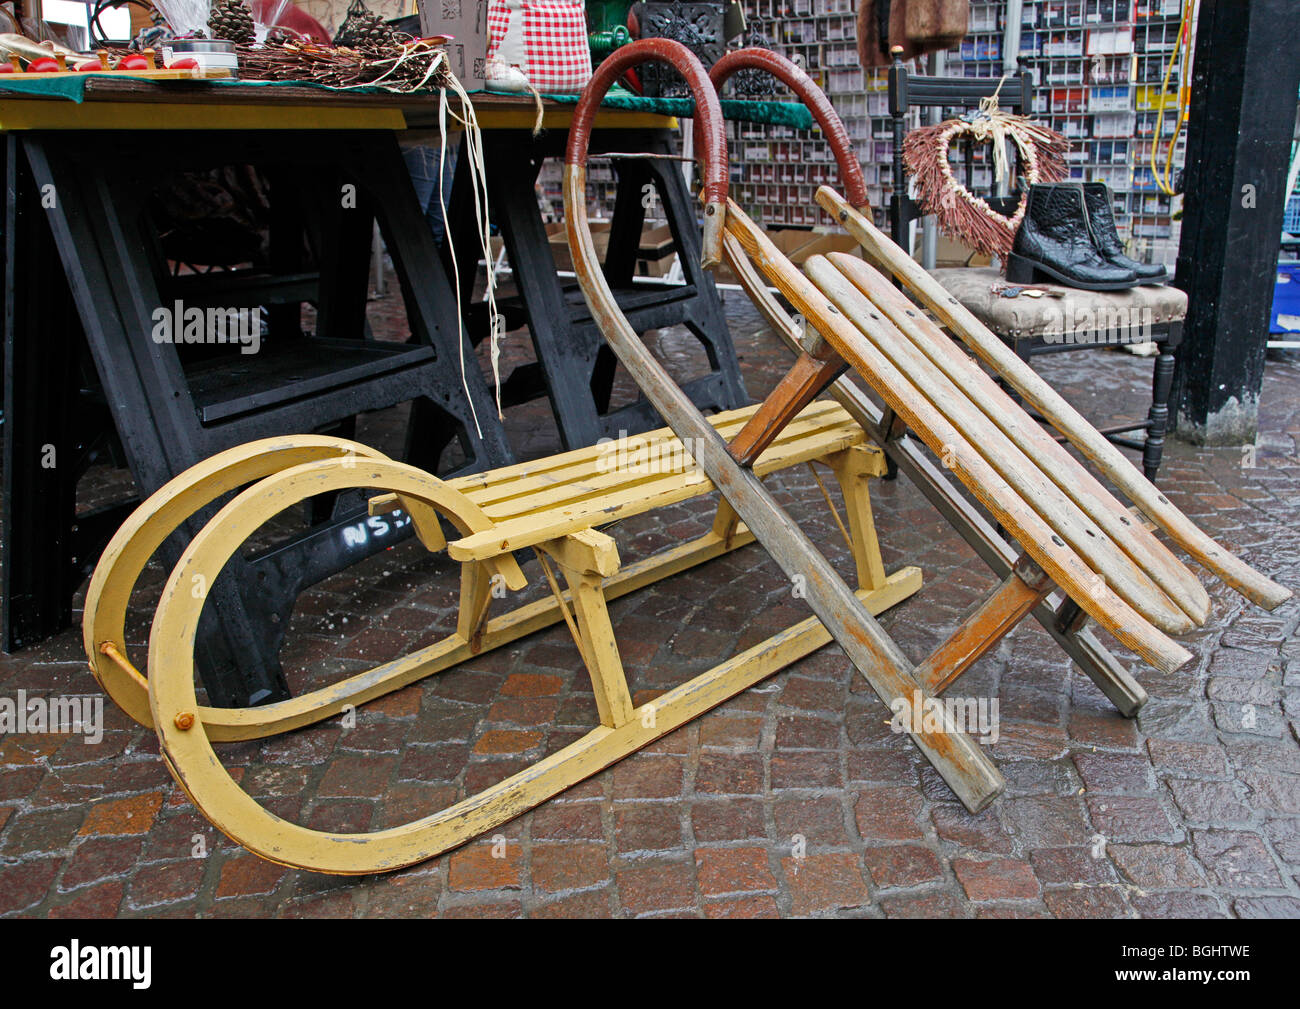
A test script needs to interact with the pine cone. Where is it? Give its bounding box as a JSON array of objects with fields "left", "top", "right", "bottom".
[
  {"left": 333, "top": 3, "right": 397, "bottom": 50},
  {"left": 208, "top": 0, "right": 255, "bottom": 44}
]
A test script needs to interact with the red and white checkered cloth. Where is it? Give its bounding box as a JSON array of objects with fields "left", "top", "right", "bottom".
[{"left": 487, "top": 0, "right": 593, "bottom": 94}]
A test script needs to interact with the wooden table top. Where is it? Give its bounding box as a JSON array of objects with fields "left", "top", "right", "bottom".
[{"left": 0, "top": 77, "right": 678, "bottom": 132}]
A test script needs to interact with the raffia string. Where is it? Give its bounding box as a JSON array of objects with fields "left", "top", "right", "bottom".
[
  {"left": 438, "top": 72, "right": 505, "bottom": 429},
  {"left": 238, "top": 40, "right": 503, "bottom": 429},
  {"left": 902, "top": 82, "right": 1068, "bottom": 261},
  {"left": 525, "top": 82, "right": 545, "bottom": 137}
]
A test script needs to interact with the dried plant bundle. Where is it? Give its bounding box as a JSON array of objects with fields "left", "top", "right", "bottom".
[
  {"left": 235, "top": 37, "right": 448, "bottom": 92},
  {"left": 903, "top": 97, "right": 1068, "bottom": 262}
]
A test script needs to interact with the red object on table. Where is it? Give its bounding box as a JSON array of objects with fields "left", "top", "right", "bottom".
[{"left": 251, "top": 0, "right": 331, "bottom": 43}]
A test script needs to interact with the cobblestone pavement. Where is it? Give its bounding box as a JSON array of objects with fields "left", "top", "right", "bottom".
[{"left": 1, "top": 276, "right": 1298, "bottom": 919}]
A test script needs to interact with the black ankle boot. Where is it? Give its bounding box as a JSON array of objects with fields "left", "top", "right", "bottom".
[
  {"left": 1007, "top": 183, "right": 1138, "bottom": 291},
  {"left": 1082, "top": 182, "right": 1168, "bottom": 284}
]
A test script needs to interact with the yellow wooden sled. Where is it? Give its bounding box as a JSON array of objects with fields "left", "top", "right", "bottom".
[{"left": 84, "top": 403, "right": 918, "bottom": 872}]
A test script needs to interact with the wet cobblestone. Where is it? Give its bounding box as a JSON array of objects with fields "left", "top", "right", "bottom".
[{"left": 1, "top": 272, "right": 1298, "bottom": 918}]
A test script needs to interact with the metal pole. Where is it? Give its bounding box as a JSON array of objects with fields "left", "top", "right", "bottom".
[
  {"left": 371, "top": 220, "right": 386, "bottom": 297},
  {"left": 1003, "top": 0, "right": 1024, "bottom": 75},
  {"left": 920, "top": 50, "right": 946, "bottom": 270}
]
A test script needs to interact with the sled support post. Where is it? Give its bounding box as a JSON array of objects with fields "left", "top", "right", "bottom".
[
  {"left": 829, "top": 444, "right": 889, "bottom": 591},
  {"left": 711, "top": 495, "right": 742, "bottom": 545},
  {"left": 729, "top": 325, "right": 846, "bottom": 467},
  {"left": 541, "top": 530, "right": 636, "bottom": 729},
  {"left": 917, "top": 555, "right": 1055, "bottom": 695}
]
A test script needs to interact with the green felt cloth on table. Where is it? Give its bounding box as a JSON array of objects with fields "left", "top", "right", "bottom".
[
  {"left": 543, "top": 91, "right": 814, "bottom": 129},
  {"left": 0, "top": 73, "right": 814, "bottom": 128},
  {"left": 0, "top": 74, "right": 96, "bottom": 101},
  {"left": 0, "top": 75, "right": 447, "bottom": 102}
]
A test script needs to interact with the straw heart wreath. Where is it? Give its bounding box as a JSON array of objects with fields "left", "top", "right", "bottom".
[{"left": 902, "top": 84, "right": 1069, "bottom": 262}]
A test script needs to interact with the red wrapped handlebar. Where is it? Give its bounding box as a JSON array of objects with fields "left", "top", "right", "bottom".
[
  {"left": 565, "top": 39, "right": 729, "bottom": 266},
  {"left": 708, "top": 48, "right": 872, "bottom": 212}
]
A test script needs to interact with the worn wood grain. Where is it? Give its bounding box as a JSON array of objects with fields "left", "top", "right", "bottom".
[
  {"left": 818, "top": 185, "right": 1290, "bottom": 612},
  {"left": 830, "top": 252, "right": 1209, "bottom": 625},
  {"left": 724, "top": 198, "right": 1191, "bottom": 674}
]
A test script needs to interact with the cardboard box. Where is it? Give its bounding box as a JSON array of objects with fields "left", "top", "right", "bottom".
[
  {"left": 635, "top": 224, "right": 676, "bottom": 277},
  {"left": 767, "top": 227, "right": 818, "bottom": 257},
  {"left": 638, "top": 253, "right": 679, "bottom": 278},
  {"left": 788, "top": 231, "right": 862, "bottom": 265},
  {"left": 548, "top": 220, "right": 611, "bottom": 273},
  {"left": 550, "top": 222, "right": 688, "bottom": 276},
  {"left": 709, "top": 227, "right": 859, "bottom": 286},
  {"left": 551, "top": 222, "right": 862, "bottom": 285},
  {"left": 418, "top": 0, "right": 489, "bottom": 91},
  {"left": 637, "top": 223, "right": 675, "bottom": 259},
  {"left": 915, "top": 233, "right": 993, "bottom": 269}
]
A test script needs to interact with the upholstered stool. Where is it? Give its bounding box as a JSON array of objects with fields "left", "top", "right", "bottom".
[{"left": 929, "top": 266, "right": 1187, "bottom": 480}]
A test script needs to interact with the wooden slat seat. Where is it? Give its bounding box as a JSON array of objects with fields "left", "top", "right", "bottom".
[
  {"left": 809, "top": 254, "right": 1201, "bottom": 635},
  {"left": 829, "top": 255, "right": 1207, "bottom": 623},
  {"left": 723, "top": 199, "right": 1210, "bottom": 675},
  {"left": 446, "top": 400, "right": 869, "bottom": 561}
]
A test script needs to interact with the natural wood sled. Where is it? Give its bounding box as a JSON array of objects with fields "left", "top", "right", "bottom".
[
  {"left": 558, "top": 42, "right": 1290, "bottom": 817},
  {"left": 84, "top": 405, "right": 918, "bottom": 872}
]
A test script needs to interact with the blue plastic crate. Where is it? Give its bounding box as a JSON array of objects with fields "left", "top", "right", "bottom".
[
  {"left": 1270, "top": 262, "right": 1300, "bottom": 334},
  {"left": 1285, "top": 194, "right": 1300, "bottom": 235}
]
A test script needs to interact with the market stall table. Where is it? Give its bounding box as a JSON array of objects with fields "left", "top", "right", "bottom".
[{"left": 0, "top": 76, "right": 800, "bottom": 707}]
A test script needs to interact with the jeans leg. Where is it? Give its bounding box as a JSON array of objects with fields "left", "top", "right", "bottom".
[
  {"left": 401, "top": 143, "right": 459, "bottom": 247},
  {"left": 424, "top": 144, "right": 459, "bottom": 247},
  {"left": 401, "top": 144, "right": 438, "bottom": 218}
]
